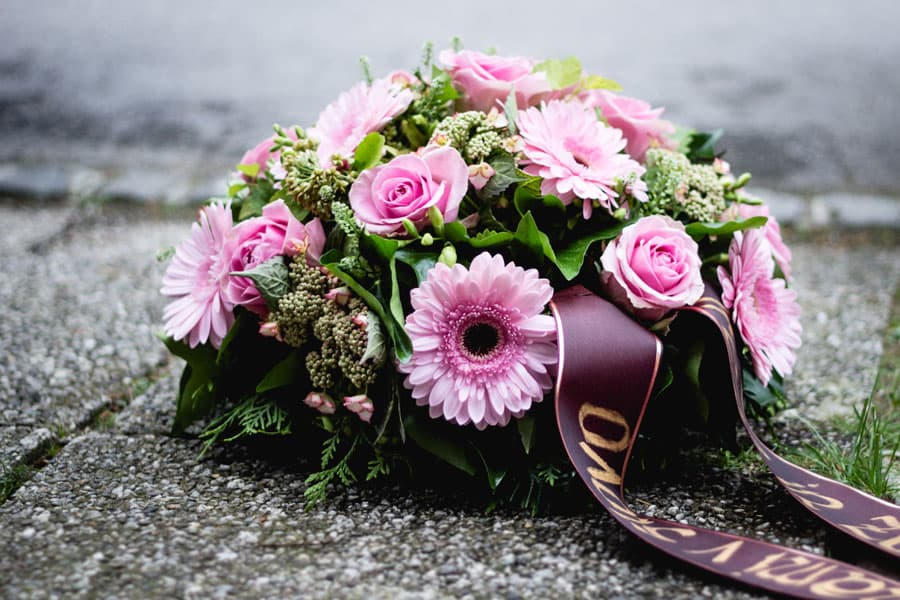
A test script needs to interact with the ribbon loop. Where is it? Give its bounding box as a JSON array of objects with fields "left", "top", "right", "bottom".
[{"left": 551, "top": 285, "right": 900, "bottom": 599}]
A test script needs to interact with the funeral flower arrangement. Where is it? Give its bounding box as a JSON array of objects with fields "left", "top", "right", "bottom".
[{"left": 160, "top": 44, "right": 800, "bottom": 510}]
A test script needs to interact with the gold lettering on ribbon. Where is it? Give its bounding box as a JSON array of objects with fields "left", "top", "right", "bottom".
[
  {"left": 684, "top": 540, "right": 744, "bottom": 564},
  {"left": 579, "top": 442, "right": 622, "bottom": 485},
  {"left": 578, "top": 404, "right": 630, "bottom": 451},
  {"left": 808, "top": 570, "right": 895, "bottom": 598},
  {"left": 590, "top": 481, "right": 696, "bottom": 544},
  {"left": 780, "top": 479, "right": 844, "bottom": 511},
  {"left": 743, "top": 552, "right": 838, "bottom": 588},
  {"left": 840, "top": 515, "right": 900, "bottom": 553},
  {"left": 577, "top": 403, "right": 631, "bottom": 487}
]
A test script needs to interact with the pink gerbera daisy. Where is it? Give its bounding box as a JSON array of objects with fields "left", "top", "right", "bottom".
[
  {"left": 398, "top": 253, "right": 557, "bottom": 429},
  {"left": 515, "top": 100, "right": 648, "bottom": 219},
  {"left": 717, "top": 229, "right": 802, "bottom": 386},
  {"left": 309, "top": 76, "right": 414, "bottom": 167},
  {"left": 161, "top": 203, "right": 238, "bottom": 348}
]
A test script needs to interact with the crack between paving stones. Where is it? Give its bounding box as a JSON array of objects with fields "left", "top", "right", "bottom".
[{"left": 0, "top": 356, "right": 176, "bottom": 506}]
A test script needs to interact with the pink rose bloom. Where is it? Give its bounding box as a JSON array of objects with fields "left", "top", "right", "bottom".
[
  {"left": 439, "top": 49, "right": 557, "bottom": 112},
  {"left": 349, "top": 145, "right": 469, "bottom": 236},
  {"left": 600, "top": 215, "right": 705, "bottom": 321},
  {"left": 227, "top": 199, "right": 326, "bottom": 316},
  {"left": 309, "top": 77, "right": 414, "bottom": 167},
  {"left": 732, "top": 203, "right": 792, "bottom": 281},
  {"left": 580, "top": 90, "right": 677, "bottom": 162},
  {"left": 718, "top": 230, "right": 801, "bottom": 386}
]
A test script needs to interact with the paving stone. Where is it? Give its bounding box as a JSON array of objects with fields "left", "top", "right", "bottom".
[
  {"left": 0, "top": 426, "right": 54, "bottom": 474},
  {"left": 101, "top": 168, "right": 193, "bottom": 204},
  {"left": 0, "top": 432, "right": 789, "bottom": 599},
  {"left": 0, "top": 205, "right": 186, "bottom": 432},
  {"left": 0, "top": 163, "right": 71, "bottom": 199},
  {"left": 815, "top": 193, "right": 900, "bottom": 228},
  {"left": 783, "top": 238, "right": 900, "bottom": 421}
]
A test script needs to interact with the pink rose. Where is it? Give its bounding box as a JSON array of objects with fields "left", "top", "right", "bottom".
[
  {"left": 349, "top": 145, "right": 469, "bottom": 236},
  {"left": 439, "top": 49, "right": 557, "bottom": 112},
  {"left": 227, "top": 199, "right": 326, "bottom": 316},
  {"left": 580, "top": 91, "right": 677, "bottom": 162},
  {"left": 731, "top": 203, "right": 792, "bottom": 281},
  {"left": 600, "top": 215, "right": 704, "bottom": 321}
]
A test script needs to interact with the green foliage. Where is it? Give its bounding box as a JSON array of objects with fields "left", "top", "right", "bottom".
[
  {"left": 0, "top": 464, "right": 34, "bottom": 504},
  {"left": 580, "top": 74, "right": 623, "bottom": 91},
  {"left": 352, "top": 133, "right": 385, "bottom": 171},
  {"left": 685, "top": 217, "right": 768, "bottom": 240},
  {"left": 404, "top": 411, "right": 478, "bottom": 476},
  {"left": 160, "top": 336, "right": 219, "bottom": 434},
  {"left": 743, "top": 367, "right": 787, "bottom": 420},
  {"left": 304, "top": 434, "right": 358, "bottom": 509},
  {"left": 200, "top": 396, "right": 291, "bottom": 456},
  {"left": 230, "top": 256, "right": 290, "bottom": 311},
  {"left": 682, "top": 129, "right": 724, "bottom": 163},
  {"left": 791, "top": 372, "right": 900, "bottom": 501},
  {"left": 478, "top": 153, "right": 525, "bottom": 200},
  {"left": 532, "top": 56, "right": 583, "bottom": 88},
  {"left": 255, "top": 351, "right": 304, "bottom": 394}
]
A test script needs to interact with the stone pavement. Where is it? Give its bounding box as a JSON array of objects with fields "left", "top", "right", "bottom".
[{"left": 0, "top": 199, "right": 897, "bottom": 598}]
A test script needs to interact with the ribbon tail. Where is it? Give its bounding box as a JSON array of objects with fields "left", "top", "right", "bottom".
[
  {"left": 684, "top": 290, "right": 900, "bottom": 562},
  {"left": 551, "top": 285, "right": 900, "bottom": 599}
]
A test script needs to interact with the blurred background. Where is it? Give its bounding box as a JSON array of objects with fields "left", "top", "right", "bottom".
[{"left": 2, "top": 0, "right": 899, "bottom": 202}]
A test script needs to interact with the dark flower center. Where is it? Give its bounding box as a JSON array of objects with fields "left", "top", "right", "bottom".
[{"left": 462, "top": 322, "right": 500, "bottom": 357}]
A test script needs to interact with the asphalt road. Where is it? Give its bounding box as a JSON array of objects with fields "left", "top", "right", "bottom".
[{"left": 2, "top": 1, "right": 900, "bottom": 194}]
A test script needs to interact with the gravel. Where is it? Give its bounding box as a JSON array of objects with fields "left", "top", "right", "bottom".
[{"left": 0, "top": 205, "right": 896, "bottom": 598}]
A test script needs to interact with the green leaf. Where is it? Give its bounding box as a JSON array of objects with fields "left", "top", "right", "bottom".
[
  {"left": 405, "top": 413, "right": 477, "bottom": 476},
  {"left": 468, "top": 230, "right": 515, "bottom": 248},
  {"left": 684, "top": 216, "right": 767, "bottom": 240},
  {"left": 672, "top": 127, "right": 696, "bottom": 155},
  {"left": 533, "top": 56, "right": 582, "bottom": 89},
  {"left": 231, "top": 256, "right": 290, "bottom": 310},
  {"left": 400, "top": 119, "right": 427, "bottom": 149},
  {"left": 256, "top": 351, "right": 303, "bottom": 394},
  {"left": 517, "top": 415, "right": 536, "bottom": 454},
  {"left": 686, "top": 129, "right": 723, "bottom": 162},
  {"left": 683, "top": 338, "right": 709, "bottom": 424},
  {"left": 514, "top": 211, "right": 557, "bottom": 263},
  {"left": 216, "top": 310, "right": 252, "bottom": 366},
  {"left": 395, "top": 247, "right": 439, "bottom": 284},
  {"left": 429, "top": 66, "right": 460, "bottom": 102},
  {"left": 352, "top": 132, "right": 385, "bottom": 171},
  {"left": 580, "top": 74, "right": 623, "bottom": 91},
  {"left": 360, "top": 310, "right": 386, "bottom": 364},
  {"left": 554, "top": 221, "right": 629, "bottom": 280},
  {"left": 479, "top": 153, "right": 525, "bottom": 200},
  {"left": 472, "top": 445, "right": 507, "bottom": 491},
  {"left": 159, "top": 336, "right": 219, "bottom": 433},
  {"left": 236, "top": 163, "right": 260, "bottom": 178},
  {"left": 504, "top": 89, "right": 518, "bottom": 135}
]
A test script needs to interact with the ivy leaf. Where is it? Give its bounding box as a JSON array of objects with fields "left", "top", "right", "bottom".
[
  {"left": 231, "top": 256, "right": 290, "bottom": 311},
  {"left": 684, "top": 217, "right": 767, "bottom": 240},
  {"left": 256, "top": 351, "right": 303, "bottom": 394},
  {"left": 580, "top": 74, "right": 623, "bottom": 91},
  {"left": 517, "top": 415, "right": 536, "bottom": 454},
  {"left": 554, "top": 221, "right": 629, "bottom": 280},
  {"left": 533, "top": 56, "right": 583, "bottom": 89},
  {"left": 479, "top": 153, "right": 525, "bottom": 200},
  {"left": 352, "top": 132, "right": 385, "bottom": 171},
  {"left": 159, "top": 336, "right": 219, "bottom": 433}
]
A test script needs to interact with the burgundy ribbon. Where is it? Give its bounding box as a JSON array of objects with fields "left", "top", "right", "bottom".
[{"left": 550, "top": 285, "right": 900, "bottom": 599}]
